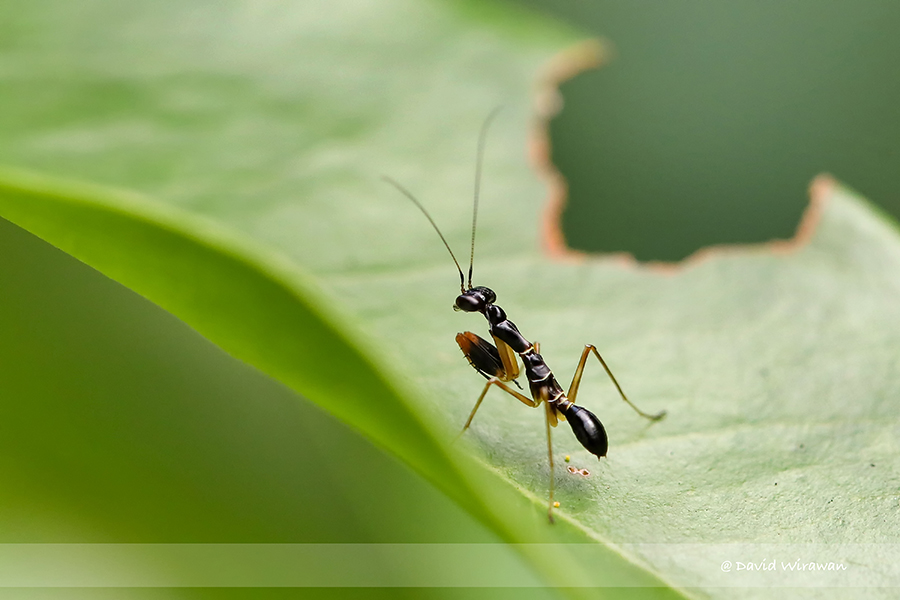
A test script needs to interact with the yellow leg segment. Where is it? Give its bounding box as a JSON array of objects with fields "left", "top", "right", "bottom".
[
  {"left": 458, "top": 377, "right": 538, "bottom": 439},
  {"left": 567, "top": 345, "right": 666, "bottom": 421}
]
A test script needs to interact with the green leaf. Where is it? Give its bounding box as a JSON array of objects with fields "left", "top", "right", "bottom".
[
  {"left": 0, "top": 0, "right": 673, "bottom": 594},
  {"left": 3, "top": 0, "right": 898, "bottom": 597},
  {"left": 0, "top": 213, "right": 555, "bottom": 593}
]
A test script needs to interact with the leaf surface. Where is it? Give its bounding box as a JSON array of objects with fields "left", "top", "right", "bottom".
[
  {"left": 2, "top": 0, "right": 899, "bottom": 597},
  {"left": 0, "top": 0, "right": 673, "bottom": 594}
]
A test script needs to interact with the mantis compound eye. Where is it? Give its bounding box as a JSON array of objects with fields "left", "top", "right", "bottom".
[{"left": 454, "top": 293, "right": 482, "bottom": 312}]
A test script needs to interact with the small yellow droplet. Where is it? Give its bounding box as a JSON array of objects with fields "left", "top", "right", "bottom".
[
  {"left": 553, "top": 501, "right": 560, "bottom": 508},
  {"left": 564, "top": 455, "right": 571, "bottom": 462}
]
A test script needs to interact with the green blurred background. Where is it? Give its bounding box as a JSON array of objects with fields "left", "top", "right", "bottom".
[{"left": 518, "top": 0, "right": 900, "bottom": 261}]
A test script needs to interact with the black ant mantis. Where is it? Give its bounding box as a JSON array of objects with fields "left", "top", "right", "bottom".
[{"left": 383, "top": 111, "right": 665, "bottom": 522}]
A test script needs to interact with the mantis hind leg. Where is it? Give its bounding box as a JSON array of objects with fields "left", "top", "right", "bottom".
[{"left": 567, "top": 345, "right": 666, "bottom": 421}]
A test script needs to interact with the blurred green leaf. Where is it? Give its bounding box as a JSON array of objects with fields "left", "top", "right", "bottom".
[
  {"left": 0, "top": 0, "right": 674, "bottom": 595},
  {"left": 3, "top": 0, "right": 899, "bottom": 598},
  {"left": 0, "top": 215, "right": 555, "bottom": 597}
]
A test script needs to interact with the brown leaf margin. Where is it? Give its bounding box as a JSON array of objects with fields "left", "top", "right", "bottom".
[{"left": 528, "top": 39, "right": 830, "bottom": 274}]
